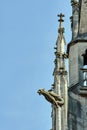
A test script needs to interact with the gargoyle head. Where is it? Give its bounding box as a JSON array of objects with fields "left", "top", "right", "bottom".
[{"left": 37, "top": 89, "right": 45, "bottom": 95}]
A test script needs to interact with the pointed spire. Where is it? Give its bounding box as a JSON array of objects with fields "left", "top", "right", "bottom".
[
  {"left": 52, "top": 13, "right": 68, "bottom": 130},
  {"left": 53, "top": 13, "right": 68, "bottom": 76},
  {"left": 55, "top": 13, "right": 66, "bottom": 54}
]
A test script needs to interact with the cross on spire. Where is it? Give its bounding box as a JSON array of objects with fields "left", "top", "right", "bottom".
[
  {"left": 58, "top": 13, "right": 64, "bottom": 28},
  {"left": 57, "top": 13, "right": 65, "bottom": 33}
]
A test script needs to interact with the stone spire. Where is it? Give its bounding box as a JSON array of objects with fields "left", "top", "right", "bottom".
[
  {"left": 79, "top": 0, "right": 87, "bottom": 37},
  {"left": 54, "top": 13, "right": 67, "bottom": 72},
  {"left": 37, "top": 13, "right": 68, "bottom": 130},
  {"left": 56, "top": 13, "right": 66, "bottom": 55},
  {"left": 52, "top": 13, "right": 68, "bottom": 130}
]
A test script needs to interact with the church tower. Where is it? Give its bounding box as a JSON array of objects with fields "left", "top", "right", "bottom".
[
  {"left": 38, "top": 0, "right": 87, "bottom": 130},
  {"left": 68, "top": 0, "right": 87, "bottom": 129}
]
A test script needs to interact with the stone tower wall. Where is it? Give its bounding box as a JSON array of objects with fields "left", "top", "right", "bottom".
[
  {"left": 69, "top": 42, "right": 87, "bottom": 87},
  {"left": 68, "top": 92, "right": 87, "bottom": 130}
]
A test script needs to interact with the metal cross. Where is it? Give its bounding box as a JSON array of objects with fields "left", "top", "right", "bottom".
[{"left": 57, "top": 13, "right": 64, "bottom": 27}]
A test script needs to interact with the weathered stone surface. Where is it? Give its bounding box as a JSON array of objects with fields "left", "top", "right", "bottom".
[
  {"left": 68, "top": 40, "right": 87, "bottom": 130},
  {"left": 79, "top": 0, "right": 87, "bottom": 35},
  {"left": 69, "top": 42, "right": 87, "bottom": 87},
  {"left": 68, "top": 91, "right": 87, "bottom": 130}
]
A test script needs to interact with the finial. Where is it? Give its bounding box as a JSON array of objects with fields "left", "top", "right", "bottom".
[
  {"left": 58, "top": 13, "right": 64, "bottom": 20},
  {"left": 58, "top": 13, "right": 64, "bottom": 26},
  {"left": 57, "top": 13, "right": 65, "bottom": 33}
]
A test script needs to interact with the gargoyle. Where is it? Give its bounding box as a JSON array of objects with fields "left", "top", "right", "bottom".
[{"left": 37, "top": 89, "right": 64, "bottom": 107}]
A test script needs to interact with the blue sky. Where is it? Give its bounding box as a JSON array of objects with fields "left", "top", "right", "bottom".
[{"left": 0, "top": 0, "right": 71, "bottom": 130}]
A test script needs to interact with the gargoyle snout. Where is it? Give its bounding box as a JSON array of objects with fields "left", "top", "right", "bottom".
[{"left": 37, "top": 90, "right": 41, "bottom": 95}]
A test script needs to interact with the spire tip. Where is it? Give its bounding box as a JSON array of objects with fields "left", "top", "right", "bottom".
[
  {"left": 57, "top": 13, "right": 65, "bottom": 33},
  {"left": 57, "top": 13, "right": 64, "bottom": 23}
]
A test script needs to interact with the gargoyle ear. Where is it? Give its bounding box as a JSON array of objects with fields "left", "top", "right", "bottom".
[{"left": 39, "top": 88, "right": 44, "bottom": 90}]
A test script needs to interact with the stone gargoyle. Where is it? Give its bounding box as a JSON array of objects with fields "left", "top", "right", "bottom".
[{"left": 37, "top": 89, "right": 64, "bottom": 107}]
